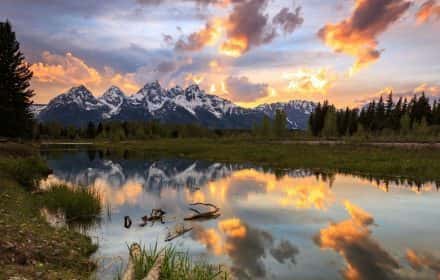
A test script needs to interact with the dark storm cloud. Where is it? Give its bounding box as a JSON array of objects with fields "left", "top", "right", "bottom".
[{"left": 272, "top": 6, "right": 304, "bottom": 33}]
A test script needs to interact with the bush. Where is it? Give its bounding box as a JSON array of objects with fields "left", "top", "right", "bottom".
[
  {"left": 43, "top": 184, "right": 102, "bottom": 226},
  {"left": 0, "top": 157, "right": 51, "bottom": 190}
]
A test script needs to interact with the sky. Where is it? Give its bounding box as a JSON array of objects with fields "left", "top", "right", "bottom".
[{"left": 1, "top": 0, "right": 440, "bottom": 107}]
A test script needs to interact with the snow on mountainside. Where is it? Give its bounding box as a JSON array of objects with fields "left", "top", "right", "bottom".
[
  {"left": 34, "top": 81, "right": 315, "bottom": 129},
  {"left": 29, "top": 104, "right": 47, "bottom": 117},
  {"left": 256, "top": 100, "right": 315, "bottom": 129},
  {"left": 99, "top": 86, "right": 126, "bottom": 118}
]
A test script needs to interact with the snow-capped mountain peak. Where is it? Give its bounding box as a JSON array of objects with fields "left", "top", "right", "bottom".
[
  {"left": 34, "top": 82, "right": 315, "bottom": 129},
  {"left": 99, "top": 86, "right": 126, "bottom": 118},
  {"left": 48, "top": 85, "right": 101, "bottom": 111}
]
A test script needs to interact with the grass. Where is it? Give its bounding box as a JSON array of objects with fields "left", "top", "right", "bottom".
[
  {"left": 129, "top": 243, "right": 228, "bottom": 280},
  {"left": 98, "top": 139, "right": 440, "bottom": 182},
  {"left": 42, "top": 184, "right": 102, "bottom": 227},
  {"left": 0, "top": 143, "right": 98, "bottom": 279},
  {"left": 0, "top": 156, "right": 51, "bottom": 190}
]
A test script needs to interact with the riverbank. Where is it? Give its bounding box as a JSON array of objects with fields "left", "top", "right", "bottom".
[
  {"left": 97, "top": 139, "right": 440, "bottom": 182},
  {"left": 0, "top": 143, "right": 97, "bottom": 279}
]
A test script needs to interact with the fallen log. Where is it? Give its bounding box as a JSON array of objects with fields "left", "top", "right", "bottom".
[
  {"left": 165, "top": 224, "right": 193, "bottom": 242},
  {"left": 184, "top": 202, "right": 220, "bottom": 221},
  {"left": 121, "top": 243, "right": 142, "bottom": 280},
  {"left": 140, "top": 208, "right": 166, "bottom": 227}
]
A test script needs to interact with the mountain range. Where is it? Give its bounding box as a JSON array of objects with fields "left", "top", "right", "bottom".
[{"left": 31, "top": 81, "right": 315, "bottom": 130}]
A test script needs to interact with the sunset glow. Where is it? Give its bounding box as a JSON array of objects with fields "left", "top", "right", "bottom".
[{"left": 1, "top": 0, "right": 438, "bottom": 107}]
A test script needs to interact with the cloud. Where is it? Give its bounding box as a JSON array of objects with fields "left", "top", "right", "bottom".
[
  {"left": 272, "top": 6, "right": 304, "bottom": 33},
  {"left": 406, "top": 249, "right": 440, "bottom": 277},
  {"left": 224, "top": 76, "right": 270, "bottom": 102},
  {"left": 136, "top": 0, "right": 245, "bottom": 7},
  {"left": 30, "top": 51, "right": 140, "bottom": 101},
  {"left": 318, "top": 0, "right": 411, "bottom": 75},
  {"left": 354, "top": 83, "right": 440, "bottom": 106},
  {"left": 314, "top": 201, "right": 400, "bottom": 279},
  {"left": 270, "top": 240, "right": 299, "bottom": 264},
  {"left": 282, "top": 67, "right": 337, "bottom": 95},
  {"left": 192, "top": 218, "right": 299, "bottom": 279},
  {"left": 416, "top": 0, "right": 440, "bottom": 24},
  {"left": 175, "top": 0, "right": 303, "bottom": 56},
  {"left": 175, "top": 19, "right": 223, "bottom": 51},
  {"left": 279, "top": 179, "right": 334, "bottom": 210}
]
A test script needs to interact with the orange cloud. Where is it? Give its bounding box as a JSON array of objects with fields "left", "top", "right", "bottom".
[
  {"left": 344, "top": 200, "right": 374, "bottom": 226},
  {"left": 219, "top": 36, "right": 249, "bottom": 57},
  {"left": 281, "top": 180, "right": 334, "bottom": 210},
  {"left": 406, "top": 249, "right": 440, "bottom": 277},
  {"left": 32, "top": 52, "right": 102, "bottom": 85},
  {"left": 175, "top": 18, "right": 223, "bottom": 51},
  {"left": 318, "top": 0, "right": 411, "bottom": 75},
  {"left": 194, "top": 227, "right": 224, "bottom": 255},
  {"left": 416, "top": 0, "right": 440, "bottom": 24},
  {"left": 175, "top": 0, "right": 303, "bottom": 57},
  {"left": 218, "top": 218, "right": 247, "bottom": 238},
  {"left": 283, "top": 67, "right": 337, "bottom": 95},
  {"left": 315, "top": 201, "right": 400, "bottom": 279},
  {"left": 31, "top": 51, "right": 140, "bottom": 102}
]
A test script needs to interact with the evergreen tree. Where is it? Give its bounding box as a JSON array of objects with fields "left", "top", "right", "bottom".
[
  {"left": 273, "top": 109, "right": 288, "bottom": 137},
  {"left": 86, "top": 121, "right": 96, "bottom": 139},
  {"left": 261, "top": 115, "right": 272, "bottom": 138},
  {"left": 0, "top": 21, "right": 34, "bottom": 137},
  {"left": 322, "top": 108, "right": 337, "bottom": 137}
]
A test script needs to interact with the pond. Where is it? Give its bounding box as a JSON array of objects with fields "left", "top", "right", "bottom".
[{"left": 40, "top": 149, "right": 440, "bottom": 279}]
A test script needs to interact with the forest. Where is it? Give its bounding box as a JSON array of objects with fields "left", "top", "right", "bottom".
[{"left": 309, "top": 93, "right": 440, "bottom": 138}]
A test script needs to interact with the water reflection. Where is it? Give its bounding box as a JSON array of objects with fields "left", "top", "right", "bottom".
[{"left": 40, "top": 149, "right": 440, "bottom": 280}]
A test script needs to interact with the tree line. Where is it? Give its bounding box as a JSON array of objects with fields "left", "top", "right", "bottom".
[{"left": 309, "top": 93, "right": 440, "bottom": 137}]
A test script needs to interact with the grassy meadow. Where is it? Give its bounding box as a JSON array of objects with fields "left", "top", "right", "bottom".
[{"left": 98, "top": 139, "right": 440, "bottom": 182}]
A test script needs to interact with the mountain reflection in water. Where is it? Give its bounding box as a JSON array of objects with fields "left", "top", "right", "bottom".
[{"left": 40, "top": 149, "right": 440, "bottom": 280}]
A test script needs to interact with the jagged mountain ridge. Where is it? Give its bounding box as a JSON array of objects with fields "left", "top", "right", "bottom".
[{"left": 33, "top": 82, "right": 315, "bottom": 129}]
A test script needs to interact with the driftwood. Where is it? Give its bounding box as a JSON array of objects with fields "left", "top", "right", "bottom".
[
  {"left": 122, "top": 243, "right": 142, "bottom": 280},
  {"left": 122, "top": 243, "right": 167, "bottom": 280},
  {"left": 140, "top": 209, "right": 166, "bottom": 227},
  {"left": 124, "top": 216, "right": 132, "bottom": 229},
  {"left": 165, "top": 224, "right": 193, "bottom": 242},
  {"left": 184, "top": 202, "right": 220, "bottom": 221},
  {"left": 145, "top": 252, "right": 165, "bottom": 280}
]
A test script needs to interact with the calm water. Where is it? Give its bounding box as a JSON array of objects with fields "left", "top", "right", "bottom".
[{"left": 40, "top": 149, "right": 440, "bottom": 280}]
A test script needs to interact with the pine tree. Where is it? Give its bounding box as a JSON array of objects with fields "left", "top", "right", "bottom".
[
  {"left": 322, "top": 107, "right": 337, "bottom": 138},
  {"left": 273, "top": 109, "right": 287, "bottom": 138},
  {"left": 0, "top": 21, "right": 34, "bottom": 137},
  {"left": 86, "top": 121, "right": 96, "bottom": 139}
]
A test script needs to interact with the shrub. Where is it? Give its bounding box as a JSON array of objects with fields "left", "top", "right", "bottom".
[
  {"left": 43, "top": 184, "right": 102, "bottom": 226},
  {"left": 0, "top": 157, "right": 51, "bottom": 190}
]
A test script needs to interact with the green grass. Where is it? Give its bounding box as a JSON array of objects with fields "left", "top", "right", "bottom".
[
  {"left": 0, "top": 156, "right": 51, "bottom": 190},
  {"left": 42, "top": 184, "right": 102, "bottom": 227},
  {"left": 0, "top": 143, "right": 97, "bottom": 279},
  {"left": 98, "top": 139, "right": 440, "bottom": 182},
  {"left": 129, "top": 244, "right": 228, "bottom": 280}
]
